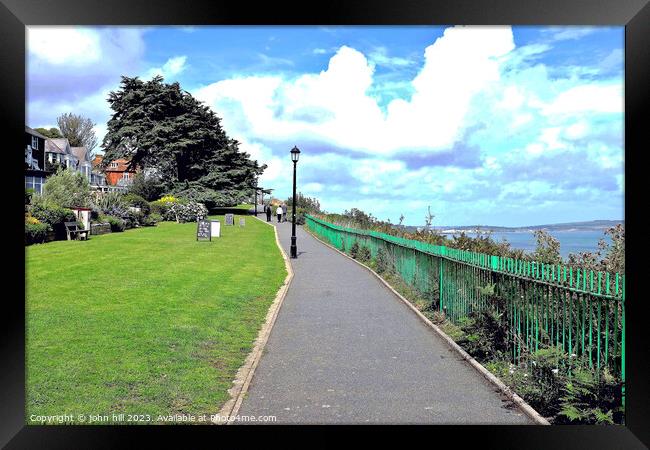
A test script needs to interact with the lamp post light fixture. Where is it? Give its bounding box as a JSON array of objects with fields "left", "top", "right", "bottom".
[{"left": 290, "top": 146, "right": 300, "bottom": 258}]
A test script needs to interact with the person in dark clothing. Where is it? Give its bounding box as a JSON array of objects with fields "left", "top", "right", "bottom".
[{"left": 265, "top": 204, "right": 272, "bottom": 222}]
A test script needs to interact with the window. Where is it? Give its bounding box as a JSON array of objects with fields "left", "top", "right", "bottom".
[
  {"left": 122, "top": 172, "right": 130, "bottom": 180},
  {"left": 25, "top": 176, "right": 44, "bottom": 194},
  {"left": 110, "top": 162, "right": 118, "bottom": 168},
  {"left": 31, "top": 136, "right": 38, "bottom": 149}
]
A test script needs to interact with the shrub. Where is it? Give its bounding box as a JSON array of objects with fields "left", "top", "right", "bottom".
[
  {"left": 150, "top": 195, "right": 179, "bottom": 221},
  {"left": 350, "top": 241, "right": 360, "bottom": 259},
  {"left": 123, "top": 193, "right": 151, "bottom": 215},
  {"left": 168, "top": 200, "right": 208, "bottom": 223},
  {"left": 103, "top": 215, "right": 125, "bottom": 232},
  {"left": 358, "top": 246, "right": 371, "bottom": 262},
  {"left": 142, "top": 213, "right": 162, "bottom": 226},
  {"left": 376, "top": 247, "right": 393, "bottom": 274},
  {"left": 40, "top": 168, "right": 91, "bottom": 208},
  {"left": 25, "top": 222, "right": 51, "bottom": 245},
  {"left": 25, "top": 213, "right": 40, "bottom": 225},
  {"left": 126, "top": 172, "right": 165, "bottom": 201},
  {"left": 555, "top": 368, "right": 623, "bottom": 425},
  {"left": 25, "top": 188, "right": 35, "bottom": 207},
  {"left": 29, "top": 201, "right": 76, "bottom": 239}
]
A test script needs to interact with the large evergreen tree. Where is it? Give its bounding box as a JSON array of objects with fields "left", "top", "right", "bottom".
[{"left": 102, "top": 76, "right": 266, "bottom": 208}]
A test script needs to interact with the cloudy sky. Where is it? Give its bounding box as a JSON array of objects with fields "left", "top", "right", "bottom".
[{"left": 27, "top": 26, "right": 624, "bottom": 226}]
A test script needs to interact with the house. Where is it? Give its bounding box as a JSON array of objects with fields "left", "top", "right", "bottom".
[
  {"left": 25, "top": 127, "right": 48, "bottom": 193},
  {"left": 92, "top": 155, "right": 138, "bottom": 192},
  {"left": 26, "top": 125, "right": 108, "bottom": 194}
]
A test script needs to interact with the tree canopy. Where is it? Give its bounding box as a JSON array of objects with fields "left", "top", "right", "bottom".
[
  {"left": 34, "top": 127, "right": 63, "bottom": 139},
  {"left": 101, "top": 76, "right": 266, "bottom": 208},
  {"left": 56, "top": 113, "right": 98, "bottom": 155}
]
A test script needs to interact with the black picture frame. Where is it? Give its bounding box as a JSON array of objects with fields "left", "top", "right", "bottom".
[{"left": 2, "top": 0, "right": 648, "bottom": 447}]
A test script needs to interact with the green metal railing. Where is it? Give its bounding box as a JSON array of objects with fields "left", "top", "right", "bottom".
[{"left": 305, "top": 214, "right": 625, "bottom": 401}]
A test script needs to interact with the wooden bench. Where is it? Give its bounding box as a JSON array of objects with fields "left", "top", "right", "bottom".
[{"left": 64, "top": 221, "right": 90, "bottom": 241}]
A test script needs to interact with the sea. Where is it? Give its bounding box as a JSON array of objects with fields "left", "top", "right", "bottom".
[{"left": 440, "top": 230, "right": 612, "bottom": 259}]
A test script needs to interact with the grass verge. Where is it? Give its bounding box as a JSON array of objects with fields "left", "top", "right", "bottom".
[{"left": 26, "top": 214, "right": 286, "bottom": 424}]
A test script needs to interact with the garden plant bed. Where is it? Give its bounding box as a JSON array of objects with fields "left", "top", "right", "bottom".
[{"left": 26, "top": 215, "right": 286, "bottom": 424}]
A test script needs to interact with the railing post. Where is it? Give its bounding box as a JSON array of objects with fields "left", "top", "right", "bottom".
[{"left": 439, "top": 246, "right": 446, "bottom": 314}]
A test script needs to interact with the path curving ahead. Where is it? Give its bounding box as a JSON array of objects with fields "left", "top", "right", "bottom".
[{"left": 238, "top": 217, "right": 532, "bottom": 424}]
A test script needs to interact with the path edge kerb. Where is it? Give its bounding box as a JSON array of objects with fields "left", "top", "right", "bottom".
[
  {"left": 305, "top": 227, "right": 550, "bottom": 426},
  {"left": 213, "top": 215, "right": 294, "bottom": 425}
]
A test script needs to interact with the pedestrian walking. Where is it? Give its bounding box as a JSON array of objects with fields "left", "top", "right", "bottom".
[
  {"left": 265, "top": 204, "right": 272, "bottom": 222},
  {"left": 282, "top": 204, "right": 288, "bottom": 222},
  {"left": 276, "top": 205, "right": 283, "bottom": 223}
]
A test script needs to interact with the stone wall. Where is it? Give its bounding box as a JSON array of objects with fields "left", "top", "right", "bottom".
[{"left": 91, "top": 223, "right": 112, "bottom": 235}]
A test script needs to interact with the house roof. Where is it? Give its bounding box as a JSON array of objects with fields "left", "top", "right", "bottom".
[
  {"left": 25, "top": 126, "right": 47, "bottom": 139},
  {"left": 93, "top": 155, "right": 137, "bottom": 172},
  {"left": 71, "top": 146, "right": 89, "bottom": 162},
  {"left": 50, "top": 138, "right": 71, "bottom": 153},
  {"left": 44, "top": 139, "right": 65, "bottom": 154}
]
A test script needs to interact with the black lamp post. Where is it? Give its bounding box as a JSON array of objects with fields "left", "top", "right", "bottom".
[
  {"left": 290, "top": 146, "right": 300, "bottom": 258},
  {"left": 254, "top": 178, "right": 258, "bottom": 216}
]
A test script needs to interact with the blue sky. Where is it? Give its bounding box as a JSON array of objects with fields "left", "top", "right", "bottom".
[{"left": 26, "top": 26, "right": 624, "bottom": 226}]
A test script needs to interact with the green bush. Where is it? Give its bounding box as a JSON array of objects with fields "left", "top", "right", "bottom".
[
  {"left": 350, "top": 241, "right": 360, "bottom": 259},
  {"left": 358, "top": 246, "right": 371, "bottom": 262},
  {"left": 375, "top": 247, "right": 393, "bottom": 274},
  {"left": 25, "top": 188, "right": 35, "bottom": 207},
  {"left": 103, "top": 215, "right": 125, "bottom": 232},
  {"left": 40, "top": 168, "right": 91, "bottom": 208},
  {"left": 29, "top": 202, "right": 76, "bottom": 240},
  {"left": 123, "top": 193, "right": 151, "bottom": 215},
  {"left": 555, "top": 368, "right": 623, "bottom": 425},
  {"left": 142, "top": 213, "right": 162, "bottom": 226},
  {"left": 25, "top": 222, "right": 51, "bottom": 245}
]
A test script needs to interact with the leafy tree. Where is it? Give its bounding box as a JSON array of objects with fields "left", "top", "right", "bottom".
[
  {"left": 39, "top": 168, "right": 91, "bottom": 208},
  {"left": 102, "top": 76, "right": 266, "bottom": 209},
  {"left": 34, "top": 127, "right": 63, "bottom": 138},
  {"left": 126, "top": 172, "right": 166, "bottom": 202},
  {"left": 56, "top": 113, "right": 98, "bottom": 155},
  {"left": 532, "top": 230, "right": 562, "bottom": 264},
  {"left": 286, "top": 192, "right": 321, "bottom": 212}
]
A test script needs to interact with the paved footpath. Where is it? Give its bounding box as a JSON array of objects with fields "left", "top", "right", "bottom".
[{"left": 238, "top": 218, "right": 532, "bottom": 424}]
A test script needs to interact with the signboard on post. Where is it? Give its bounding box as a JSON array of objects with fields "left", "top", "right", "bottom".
[
  {"left": 197, "top": 219, "right": 211, "bottom": 241},
  {"left": 239, "top": 218, "right": 245, "bottom": 228},
  {"left": 225, "top": 214, "right": 234, "bottom": 226},
  {"left": 210, "top": 220, "right": 221, "bottom": 237}
]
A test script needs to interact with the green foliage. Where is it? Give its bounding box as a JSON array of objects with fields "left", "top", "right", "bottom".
[
  {"left": 286, "top": 192, "right": 321, "bottom": 213},
  {"left": 25, "top": 222, "right": 51, "bottom": 245},
  {"left": 350, "top": 241, "right": 360, "bottom": 259},
  {"left": 28, "top": 201, "right": 76, "bottom": 240},
  {"left": 555, "top": 368, "right": 623, "bottom": 425},
  {"left": 375, "top": 247, "right": 394, "bottom": 275},
  {"left": 358, "top": 246, "right": 371, "bottom": 262},
  {"left": 123, "top": 193, "right": 151, "bottom": 215},
  {"left": 102, "top": 215, "right": 125, "bottom": 232},
  {"left": 102, "top": 76, "right": 265, "bottom": 209},
  {"left": 25, "top": 189, "right": 35, "bottom": 208},
  {"left": 532, "top": 230, "right": 562, "bottom": 264},
  {"left": 126, "top": 172, "right": 165, "bottom": 202},
  {"left": 34, "top": 127, "right": 63, "bottom": 139},
  {"left": 40, "top": 169, "right": 91, "bottom": 208},
  {"left": 457, "top": 306, "right": 510, "bottom": 361},
  {"left": 56, "top": 112, "right": 98, "bottom": 154}
]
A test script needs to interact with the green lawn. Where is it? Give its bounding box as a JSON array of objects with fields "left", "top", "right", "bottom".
[{"left": 26, "top": 215, "right": 286, "bottom": 424}]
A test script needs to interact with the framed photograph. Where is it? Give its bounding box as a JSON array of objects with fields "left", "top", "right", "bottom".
[{"left": 3, "top": 0, "right": 648, "bottom": 446}]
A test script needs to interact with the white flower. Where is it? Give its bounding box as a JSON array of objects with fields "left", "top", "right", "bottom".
[
  {"left": 570, "top": 353, "right": 577, "bottom": 358},
  {"left": 552, "top": 368, "right": 559, "bottom": 375}
]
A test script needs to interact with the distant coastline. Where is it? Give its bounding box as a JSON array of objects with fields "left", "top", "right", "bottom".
[{"left": 405, "top": 219, "right": 624, "bottom": 234}]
